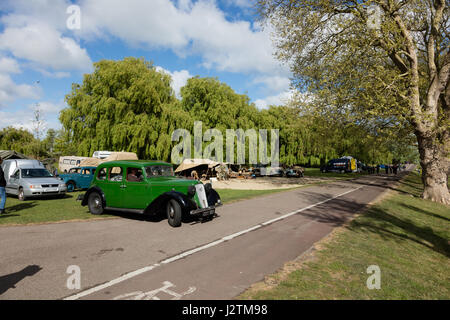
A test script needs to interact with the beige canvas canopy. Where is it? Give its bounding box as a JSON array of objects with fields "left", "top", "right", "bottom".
[
  {"left": 175, "top": 158, "right": 220, "bottom": 173},
  {"left": 79, "top": 152, "right": 138, "bottom": 167}
]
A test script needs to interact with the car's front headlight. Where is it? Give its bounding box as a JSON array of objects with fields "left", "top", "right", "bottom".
[{"left": 187, "top": 185, "right": 196, "bottom": 197}]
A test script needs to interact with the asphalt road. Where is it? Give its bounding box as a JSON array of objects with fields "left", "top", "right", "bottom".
[{"left": 0, "top": 172, "right": 408, "bottom": 300}]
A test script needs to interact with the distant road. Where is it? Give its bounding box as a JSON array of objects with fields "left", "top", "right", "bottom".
[{"left": 0, "top": 171, "right": 409, "bottom": 300}]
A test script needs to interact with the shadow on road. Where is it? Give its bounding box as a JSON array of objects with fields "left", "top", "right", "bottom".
[{"left": 0, "top": 265, "right": 42, "bottom": 295}]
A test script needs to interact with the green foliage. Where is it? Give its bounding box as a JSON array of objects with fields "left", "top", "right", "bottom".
[{"left": 0, "top": 127, "right": 46, "bottom": 158}]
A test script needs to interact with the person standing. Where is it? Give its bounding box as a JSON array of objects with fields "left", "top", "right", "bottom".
[{"left": 0, "top": 157, "right": 6, "bottom": 214}]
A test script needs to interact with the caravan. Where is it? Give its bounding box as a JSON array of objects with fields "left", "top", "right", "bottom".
[{"left": 58, "top": 156, "right": 88, "bottom": 173}]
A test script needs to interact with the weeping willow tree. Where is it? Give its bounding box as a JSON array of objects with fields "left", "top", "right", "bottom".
[{"left": 60, "top": 57, "right": 190, "bottom": 160}]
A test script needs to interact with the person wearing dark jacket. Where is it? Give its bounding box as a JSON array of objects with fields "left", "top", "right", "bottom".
[{"left": 0, "top": 157, "right": 6, "bottom": 214}]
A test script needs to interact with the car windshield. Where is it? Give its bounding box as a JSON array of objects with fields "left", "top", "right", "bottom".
[
  {"left": 22, "top": 169, "right": 53, "bottom": 178},
  {"left": 145, "top": 165, "right": 174, "bottom": 177}
]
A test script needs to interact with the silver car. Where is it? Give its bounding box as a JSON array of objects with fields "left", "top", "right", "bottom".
[{"left": 6, "top": 167, "right": 67, "bottom": 201}]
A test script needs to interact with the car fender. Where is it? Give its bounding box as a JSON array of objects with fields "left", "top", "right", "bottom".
[
  {"left": 207, "top": 188, "right": 221, "bottom": 207},
  {"left": 81, "top": 186, "right": 106, "bottom": 207},
  {"left": 144, "top": 191, "right": 194, "bottom": 215}
]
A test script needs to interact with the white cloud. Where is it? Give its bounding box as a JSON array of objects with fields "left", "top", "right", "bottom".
[
  {"left": 0, "top": 100, "right": 65, "bottom": 133},
  {"left": 254, "top": 90, "right": 295, "bottom": 109},
  {"left": 0, "top": 56, "right": 21, "bottom": 74},
  {"left": 156, "top": 66, "right": 193, "bottom": 98},
  {"left": 0, "top": 109, "right": 35, "bottom": 132},
  {"left": 77, "top": 0, "right": 287, "bottom": 75},
  {"left": 0, "top": 22, "right": 92, "bottom": 71},
  {"left": 0, "top": 74, "right": 40, "bottom": 107},
  {"left": 253, "top": 75, "right": 291, "bottom": 94}
]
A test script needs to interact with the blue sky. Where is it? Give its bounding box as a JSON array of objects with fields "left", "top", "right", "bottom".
[{"left": 0, "top": 0, "right": 293, "bottom": 135}]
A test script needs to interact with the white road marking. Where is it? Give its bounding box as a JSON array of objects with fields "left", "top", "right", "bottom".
[
  {"left": 113, "top": 281, "right": 196, "bottom": 300},
  {"left": 64, "top": 183, "right": 367, "bottom": 300}
]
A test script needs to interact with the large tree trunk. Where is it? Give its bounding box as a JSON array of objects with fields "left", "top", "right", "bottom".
[{"left": 416, "top": 132, "right": 450, "bottom": 205}]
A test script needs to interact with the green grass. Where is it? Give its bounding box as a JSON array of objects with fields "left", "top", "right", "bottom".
[
  {"left": 239, "top": 172, "right": 450, "bottom": 300},
  {"left": 0, "top": 188, "right": 290, "bottom": 226},
  {"left": 0, "top": 192, "right": 114, "bottom": 225},
  {"left": 303, "top": 167, "right": 366, "bottom": 178}
]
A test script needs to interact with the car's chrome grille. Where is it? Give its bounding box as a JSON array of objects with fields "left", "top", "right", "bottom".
[
  {"left": 41, "top": 184, "right": 59, "bottom": 188},
  {"left": 195, "top": 184, "right": 208, "bottom": 209}
]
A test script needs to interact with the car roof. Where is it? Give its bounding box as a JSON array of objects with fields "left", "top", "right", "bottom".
[{"left": 98, "top": 160, "right": 171, "bottom": 167}]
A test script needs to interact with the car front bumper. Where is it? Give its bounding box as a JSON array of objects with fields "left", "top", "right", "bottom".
[
  {"left": 25, "top": 186, "right": 67, "bottom": 197},
  {"left": 189, "top": 202, "right": 222, "bottom": 217},
  {"left": 190, "top": 206, "right": 216, "bottom": 217}
]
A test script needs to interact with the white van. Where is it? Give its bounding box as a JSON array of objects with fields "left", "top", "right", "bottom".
[{"left": 58, "top": 156, "right": 88, "bottom": 173}]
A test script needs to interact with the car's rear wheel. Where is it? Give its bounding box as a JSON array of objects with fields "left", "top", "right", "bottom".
[
  {"left": 18, "top": 187, "right": 27, "bottom": 201},
  {"left": 66, "top": 181, "right": 75, "bottom": 192},
  {"left": 166, "top": 199, "right": 182, "bottom": 227},
  {"left": 88, "top": 192, "right": 104, "bottom": 215}
]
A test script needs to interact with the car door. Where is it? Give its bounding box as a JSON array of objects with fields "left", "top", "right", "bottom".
[
  {"left": 6, "top": 169, "right": 20, "bottom": 195},
  {"left": 79, "top": 168, "right": 92, "bottom": 189},
  {"left": 103, "top": 166, "right": 124, "bottom": 208},
  {"left": 122, "top": 166, "right": 149, "bottom": 210}
]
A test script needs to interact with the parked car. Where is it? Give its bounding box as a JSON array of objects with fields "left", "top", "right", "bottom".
[
  {"left": 1, "top": 159, "right": 67, "bottom": 201},
  {"left": 59, "top": 166, "right": 97, "bottom": 192},
  {"left": 80, "top": 160, "right": 222, "bottom": 227},
  {"left": 285, "top": 166, "right": 304, "bottom": 178}
]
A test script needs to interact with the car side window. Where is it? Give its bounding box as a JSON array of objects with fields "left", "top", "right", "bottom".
[
  {"left": 126, "top": 167, "right": 144, "bottom": 182},
  {"left": 13, "top": 170, "right": 20, "bottom": 179},
  {"left": 91, "top": 169, "right": 96, "bottom": 175},
  {"left": 109, "top": 167, "right": 123, "bottom": 182},
  {"left": 97, "top": 168, "right": 107, "bottom": 181}
]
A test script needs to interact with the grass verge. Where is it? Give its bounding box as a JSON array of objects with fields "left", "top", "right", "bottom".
[
  {"left": 239, "top": 172, "right": 450, "bottom": 299},
  {"left": 0, "top": 188, "right": 290, "bottom": 226}
]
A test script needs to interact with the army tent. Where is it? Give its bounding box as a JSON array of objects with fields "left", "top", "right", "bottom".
[{"left": 175, "top": 158, "right": 220, "bottom": 173}]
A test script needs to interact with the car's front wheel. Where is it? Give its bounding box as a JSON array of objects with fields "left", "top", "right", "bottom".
[
  {"left": 66, "top": 181, "right": 75, "bottom": 192},
  {"left": 166, "top": 199, "right": 182, "bottom": 227},
  {"left": 88, "top": 192, "right": 104, "bottom": 215},
  {"left": 18, "top": 187, "right": 27, "bottom": 201}
]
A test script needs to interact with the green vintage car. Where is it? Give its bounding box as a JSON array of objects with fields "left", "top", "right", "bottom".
[{"left": 80, "top": 160, "right": 221, "bottom": 227}]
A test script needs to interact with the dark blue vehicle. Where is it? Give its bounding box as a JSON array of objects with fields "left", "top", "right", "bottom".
[{"left": 59, "top": 166, "right": 97, "bottom": 192}]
